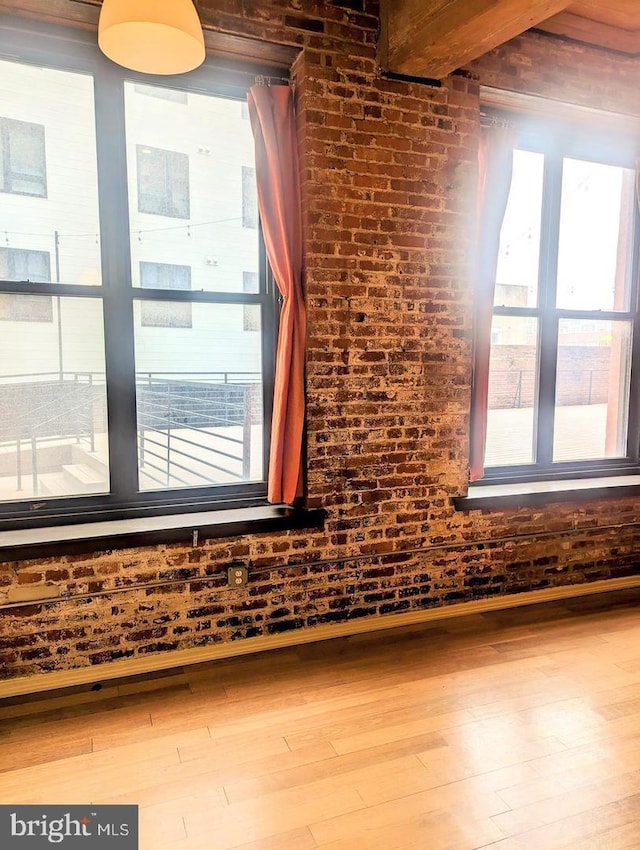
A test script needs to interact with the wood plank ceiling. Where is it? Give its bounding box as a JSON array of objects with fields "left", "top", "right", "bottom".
[{"left": 380, "top": 0, "right": 640, "bottom": 79}]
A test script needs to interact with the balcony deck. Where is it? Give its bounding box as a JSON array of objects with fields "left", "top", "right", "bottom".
[{"left": 486, "top": 403, "right": 613, "bottom": 467}]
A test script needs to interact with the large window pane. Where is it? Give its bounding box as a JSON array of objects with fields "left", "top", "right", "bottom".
[
  {"left": 553, "top": 319, "right": 632, "bottom": 462},
  {"left": 0, "top": 296, "right": 109, "bottom": 501},
  {"left": 125, "top": 82, "right": 259, "bottom": 294},
  {"left": 134, "top": 301, "right": 263, "bottom": 491},
  {"left": 494, "top": 149, "right": 544, "bottom": 309},
  {"left": 485, "top": 316, "right": 538, "bottom": 467},
  {"left": 557, "top": 159, "right": 635, "bottom": 311},
  {"left": 0, "top": 60, "right": 102, "bottom": 286}
]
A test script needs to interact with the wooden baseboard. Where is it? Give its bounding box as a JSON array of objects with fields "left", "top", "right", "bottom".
[{"left": 1, "top": 575, "right": 639, "bottom": 700}]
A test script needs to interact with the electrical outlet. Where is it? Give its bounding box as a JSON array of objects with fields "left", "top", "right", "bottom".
[{"left": 228, "top": 566, "right": 248, "bottom": 587}]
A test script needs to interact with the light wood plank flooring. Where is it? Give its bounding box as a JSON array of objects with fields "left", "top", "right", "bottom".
[{"left": 1, "top": 589, "right": 640, "bottom": 849}]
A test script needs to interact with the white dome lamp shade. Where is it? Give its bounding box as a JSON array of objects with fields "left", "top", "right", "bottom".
[{"left": 98, "top": 0, "right": 206, "bottom": 75}]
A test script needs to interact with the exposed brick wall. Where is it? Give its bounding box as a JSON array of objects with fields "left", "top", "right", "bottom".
[
  {"left": 1, "top": 7, "right": 640, "bottom": 681},
  {"left": 467, "top": 29, "right": 640, "bottom": 115}
]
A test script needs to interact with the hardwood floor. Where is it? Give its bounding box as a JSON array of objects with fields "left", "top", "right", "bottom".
[{"left": 1, "top": 589, "right": 640, "bottom": 849}]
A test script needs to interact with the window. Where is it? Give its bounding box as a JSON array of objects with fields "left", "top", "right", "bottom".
[
  {"left": 243, "top": 271, "right": 260, "bottom": 331},
  {"left": 0, "top": 26, "right": 275, "bottom": 526},
  {"left": 137, "top": 145, "right": 190, "bottom": 218},
  {"left": 0, "top": 248, "right": 52, "bottom": 321},
  {"left": 134, "top": 83, "right": 188, "bottom": 104},
  {"left": 140, "top": 261, "right": 192, "bottom": 328},
  {"left": 480, "top": 114, "right": 640, "bottom": 481},
  {"left": 0, "top": 247, "right": 51, "bottom": 284},
  {"left": 0, "top": 117, "right": 47, "bottom": 197},
  {"left": 242, "top": 165, "right": 258, "bottom": 229}
]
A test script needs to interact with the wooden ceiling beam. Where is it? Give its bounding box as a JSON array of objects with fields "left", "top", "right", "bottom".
[{"left": 380, "top": 0, "right": 574, "bottom": 79}]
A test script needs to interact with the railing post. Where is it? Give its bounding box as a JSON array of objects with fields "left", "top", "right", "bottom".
[
  {"left": 72, "top": 373, "right": 81, "bottom": 444},
  {"left": 166, "top": 383, "right": 172, "bottom": 486},
  {"left": 89, "top": 373, "right": 95, "bottom": 452},
  {"left": 140, "top": 373, "right": 149, "bottom": 473},
  {"left": 16, "top": 437, "right": 22, "bottom": 491},
  {"left": 514, "top": 371, "right": 523, "bottom": 409},
  {"left": 31, "top": 433, "right": 38, "bottom": 497},
  {"left": 242, "top": 387, "right": 251, "bottom": 480},
  {"left": 139, "top": 425, "right": 145, "bottom": 470}
]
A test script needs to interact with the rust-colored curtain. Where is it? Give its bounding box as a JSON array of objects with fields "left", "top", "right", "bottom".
[
  {"left": 248, "top": 84, "right": 306, "bottom": 504},
  {"left": 469, "top": 125, "right": 515, "bottom": 482}
]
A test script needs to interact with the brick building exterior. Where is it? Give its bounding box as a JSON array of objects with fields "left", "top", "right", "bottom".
[{"left": 1, "top": 2, "right": 640, "bottom": 680}]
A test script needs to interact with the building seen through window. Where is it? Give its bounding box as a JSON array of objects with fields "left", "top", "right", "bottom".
[
  {"left": 133, "top": 83, "right": 188, "bottom": 105},
  {"left": 0, "top": 116, "right": 47, "bottom": 197},
  {"left": 0, "top": 248, "right": 52, "bottom": 322},
  {"left": 241, "top": 165, "right": 258, "bottom": 229},
  {"left": 136, "top": 145, "right": 190, "bottom": 219},
  {"left": 139, "top": 261, "right": 192, "bottom": 328}
]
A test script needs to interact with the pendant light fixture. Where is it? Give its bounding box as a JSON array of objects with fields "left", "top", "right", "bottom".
[{"left": 98, "top": 0, "right": 206, "bottom": 76}]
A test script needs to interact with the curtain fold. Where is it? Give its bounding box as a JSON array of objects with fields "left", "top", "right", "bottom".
[
  {"left": 248, "top": 84, "right": 306, "bottom": 505},
  {"left": 469, "top": 125, "right": 516, "bottom": 482}
]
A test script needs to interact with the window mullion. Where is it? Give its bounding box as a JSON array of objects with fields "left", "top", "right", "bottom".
[
  {"left": 535, "top": 151, "right": 563, "bottom": 467},
  {"left": 94, "top": 66, "right": 139, "bottom": 502}
]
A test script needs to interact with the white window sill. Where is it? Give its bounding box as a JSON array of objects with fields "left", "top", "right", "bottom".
[
  {"left": 454, "top": 475, "right": 640, "bottom": 511},
  {"left": 0, "top": 505, "right": 325, "bottom": 563}
]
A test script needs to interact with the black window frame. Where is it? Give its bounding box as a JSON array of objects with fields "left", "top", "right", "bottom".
[
  {"left": 476, "top": 109, "right": 640, "bottom": 486},
  {"left": 0, "top": 115, "right": 47, "bottom": 198},
  {"left": 0, "top": 17, "right": 279, "bottom": 530}
]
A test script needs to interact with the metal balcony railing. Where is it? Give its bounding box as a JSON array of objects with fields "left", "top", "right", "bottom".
[
  {"left": 135, "top": 373, "right": 261, "bottom": 488},
  {"left": 0, "top": 370, "right": 261, "bottom": 497}
]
